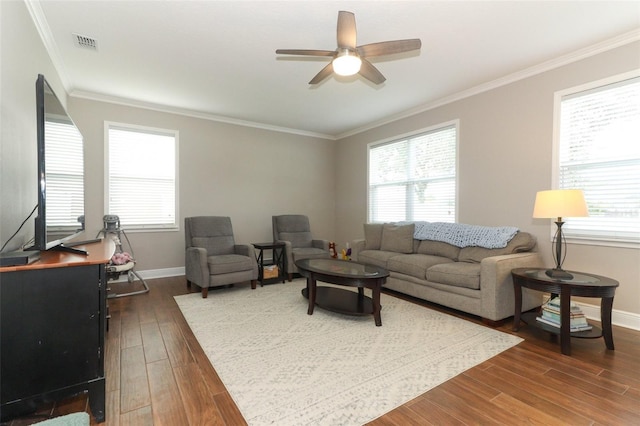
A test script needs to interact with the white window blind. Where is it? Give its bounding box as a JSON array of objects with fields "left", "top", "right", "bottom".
[
  {"left": 107, "top": 124, "right": 177, "bottom": 229},
  {"left": 368, "top": 124, "right": 457, "bottom": 223},
  {"left": 45, "top": 118, "right": 84, "bottom": 229},
  {"left": 558, "top": 76, "right": 640, "bottom": 245}
]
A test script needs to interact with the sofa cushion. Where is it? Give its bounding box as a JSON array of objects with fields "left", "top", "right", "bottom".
[
  {"left": 380, "top": 223, "right": 415, "bottom": 253},
  {"left": 426, "top": 262, "right": 481, "bottom": 290},
  {"left": 417, "top": 240, "right": 460, "bottom": 260},
  {"left": 357, "top": 250, "right": 400, "bottom": 269},
  {"left": 458, "top": 231, "right": 536, "bottom": 263},
  {"left": 364, "top": 223, "right": 384, "bottom": 250},
  {"left": 387, "top": 254, "right": 453, "bottom": 280}
]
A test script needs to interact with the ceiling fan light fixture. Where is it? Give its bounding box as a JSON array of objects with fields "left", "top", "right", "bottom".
[
  {"left": 333, "top": 49, "right": 361, "bottom": 76},
  {"left": 276, "top": 11, "right": 421, "bottom": 84}
]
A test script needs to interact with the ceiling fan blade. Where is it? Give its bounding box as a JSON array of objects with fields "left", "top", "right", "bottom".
[
  {"left": 337, "top": 11, "right": 357, "bottom": 49},
  {"left": 309, "top": 62, "right": 334, "bottom": 84},
  {"left": 276, "top": 49, "right": 335, "bottom": 57},
  {"left": 359, "top": 59, "right": 386, "bottom": 85},
  {"left": 357, "top": 39, "right": 422, "bottom": 58}
]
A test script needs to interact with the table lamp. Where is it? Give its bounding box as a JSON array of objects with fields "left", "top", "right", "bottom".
[{"left": 532, "top": 189, "right": 588, "bottom": 280}]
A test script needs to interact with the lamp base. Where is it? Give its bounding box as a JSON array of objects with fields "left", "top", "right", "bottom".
[{"left": 545, "top": 268, "right": 574, "bottom": 280}]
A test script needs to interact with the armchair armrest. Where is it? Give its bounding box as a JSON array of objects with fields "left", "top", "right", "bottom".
[
  {"left": 234, "top": 244, "right": 252, "bottom": 257},
  {"left": 312, "top": 239, "right": 330, "bottom": 251},
  {"left": 480, "top": 252, "right": 545, "bottom": 321},
  {"left": 275, "top": 239, "right": 294, "bottom": 274},
  {"left": 235, "top": 244, "right": 259, "bottom": 274},
  {"left": 185, "top": 246, "right": 208, "bottom": 287}
]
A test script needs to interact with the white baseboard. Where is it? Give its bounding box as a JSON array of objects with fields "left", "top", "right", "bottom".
[
  {"left": 119, "top": 267, "right": 640, "bottom": 331},
  {"left": 108, "top": 266, "right": 184, "bottom": 283},
  {"left": 136, "top": 266, "right": 185, "bottom": 280},
  {"left": 576, "top": 301, "right": 640, "bottom": 331}
]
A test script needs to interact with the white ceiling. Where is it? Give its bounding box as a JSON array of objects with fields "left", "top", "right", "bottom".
[{"left": 31, "top": 1, "right": 640, "bottom": 138}]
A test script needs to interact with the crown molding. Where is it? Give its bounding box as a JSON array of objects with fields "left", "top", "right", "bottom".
[
  {"left": 24, "top": 0, "right": 72, "bottom": 92},
  {"left": 69, "top": 90, "right": 336, "bottom": 140},
  {"left": 337, "top": 29, "right": 640, "bottom": 140},
  {"left": 26, "top": 0, "right": 332, "bottom": 139},
  {"left": 27, "top": 0, "right": 638, "bottom": 141}
]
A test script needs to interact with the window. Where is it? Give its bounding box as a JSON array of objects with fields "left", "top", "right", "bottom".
[
  {"left": 106, "top": 123, "right": 178, "bottom": 230},
  {"left": 555, "top": 73, "right": 640, "bottom": 246},
  {"left": 46, "top": 117, "right": 84, "bottom": 228},
  {"left": 368, "top": 122, "right": 457, "bottom": 223}
]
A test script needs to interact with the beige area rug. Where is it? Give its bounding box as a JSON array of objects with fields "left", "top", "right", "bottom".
[{"left": 175, "top": 280, "right": 522, "bottom": 425}]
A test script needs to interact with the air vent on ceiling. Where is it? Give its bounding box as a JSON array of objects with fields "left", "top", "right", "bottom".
[{"left": 73, "top": 33, "right": 98, "bottom": 50}]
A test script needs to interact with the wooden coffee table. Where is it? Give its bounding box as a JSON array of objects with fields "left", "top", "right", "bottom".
[{"left": 295, "top": 258, "right": 389, "bottom": 326}]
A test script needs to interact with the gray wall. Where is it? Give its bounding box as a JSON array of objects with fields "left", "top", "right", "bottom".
[
  {"left": 0, "top": 1, "right": 66, "bottom": 251},
  {"left": 68, "top": 97, "right": 336, "bottom": 271},
  {"left": 335, "top": 41, "right": 640, "bottom": 315}
]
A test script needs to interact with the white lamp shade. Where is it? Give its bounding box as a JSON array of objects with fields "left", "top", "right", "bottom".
[
  {"left": 532, "top": 189, "right": 589, "bottom": 219},
  {"left": 333, "top": 51, "right": 362, "bottom": 76}
]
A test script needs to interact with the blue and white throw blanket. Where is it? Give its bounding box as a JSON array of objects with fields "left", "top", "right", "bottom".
[{"left": 409, "top": 221, "right": 519, "bottom": 249}]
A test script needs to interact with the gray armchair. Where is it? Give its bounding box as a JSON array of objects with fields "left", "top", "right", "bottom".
[
  {"left": 185, "top": 216, "right": 258, "bottom": 298},
  {"left": 272, "top": 215, "right": 330, "bottom": 281}
]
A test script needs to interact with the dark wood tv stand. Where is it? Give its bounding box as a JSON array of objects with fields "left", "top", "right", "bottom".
[{"left": 0, "top": 239, "right": 114, "bottom": 422}]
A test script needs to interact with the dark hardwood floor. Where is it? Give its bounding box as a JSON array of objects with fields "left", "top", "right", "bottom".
[{"left": 5, "top": 276, "right": 640, "bottom": 425}]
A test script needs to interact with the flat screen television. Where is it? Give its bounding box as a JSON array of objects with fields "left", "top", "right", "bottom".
[{"left": 31, "top": 74, "right": 87, "bottom": 254}]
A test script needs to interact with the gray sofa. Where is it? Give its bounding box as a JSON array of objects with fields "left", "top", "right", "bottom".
[{"left": 352, "top": 222, "right": 544, "bottom": 323}]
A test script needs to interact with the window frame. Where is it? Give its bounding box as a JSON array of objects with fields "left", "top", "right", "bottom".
[
  {"left": 366, "top": 120, "right": 459, "bottom": 224},
  {"left": 552, "top": 70, "right": 640, "bottom": 249},
  {"left": 104, "top": 121, "right": 179, "bottom": 232}
]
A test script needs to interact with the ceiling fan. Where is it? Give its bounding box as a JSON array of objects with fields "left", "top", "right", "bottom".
[{"left": 276, "top": 11, "right": 421, "bottom": 85}]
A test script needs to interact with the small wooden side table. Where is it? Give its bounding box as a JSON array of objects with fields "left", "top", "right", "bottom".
[
  {"left": 511, "top": 268, "right": 619, "bottom": 356},
  {"left": 252, "top": 242, "right": 286, "bottom": 286}
]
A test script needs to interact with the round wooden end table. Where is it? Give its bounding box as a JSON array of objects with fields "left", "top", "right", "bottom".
[{"left": 511, "top": 268, "right": 619, "bottom": 356}]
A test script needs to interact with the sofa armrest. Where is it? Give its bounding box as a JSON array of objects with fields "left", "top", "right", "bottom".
[
  {"left": 351, "top": 239, "right": 366, "bottom": 262},
  {"left": 185, "top": 246, "right": 209, "bottom": 287},
  {"left": 480, "top": 252, "right": 545, "bottom": 321},
  {"left": 312, "top": 239, "right": 330, "bottom": 251}
]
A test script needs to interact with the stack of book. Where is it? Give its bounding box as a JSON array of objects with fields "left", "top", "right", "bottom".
[{"left": 536, "top": 297, "right": 592, "bottom": 332}]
